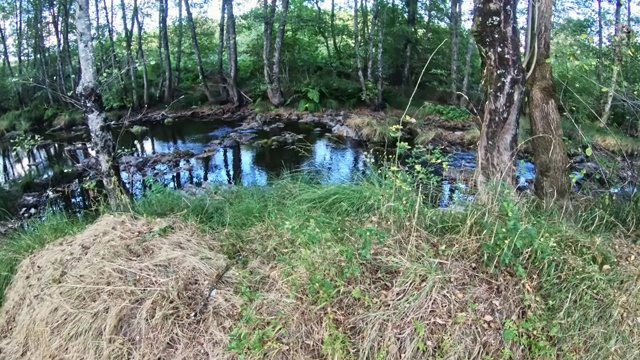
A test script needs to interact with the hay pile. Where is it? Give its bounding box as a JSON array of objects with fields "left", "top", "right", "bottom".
[{"left": 0, "top": 214, "right": 240, "bottom": 359}]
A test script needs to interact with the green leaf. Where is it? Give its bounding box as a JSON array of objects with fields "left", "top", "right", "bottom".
[{"left": 585, "top": 146, "right": 593, "bottom": 157}]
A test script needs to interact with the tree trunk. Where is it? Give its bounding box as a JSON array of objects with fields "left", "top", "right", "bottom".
[
  {"left": 314, "top": 0, "right": 332, "bottom": 63},
  {"left": 48, "top": 1, "right": 67, "bottom": 94},
  {"left": 263, "top": 0, "right": 276, "bottom": 102},
  {"left": 330, "top": 0, "right": 340, "bottom": 60},
  {"left": 0, "top": 26, "right": 14, "bottom": 78},
  {"left": 596, "top": 0, "right": 603, "bottom": 86},
  {"left": 121, "top": 0, "right": 139, "bottom": 108},
  {"left": 525, "top": 0, "right": 571, "bottom": 206},
  {"left": 160, "top": 0, "right": 173, "bottom": 103},
  {"left": 366, "top": 0, "right": 378, "bottom": 82},
  {"left": 402, "top": 0, "right": 417, "bottom": 93},
  {"left": 175, "top": 0, "right": 183, "bottom": 91},
  {"left": 472, "top": 0, "right": 525, "bottom": 190},
  {"left": 184, "top": 0, "right": 215, "bottom": 102},
  {"left": 62, "top": 0, "right": 75, "bottom": 91},
  {"left": 134, "top": 0, "right": 149, "bottom": 106},
  {"left": 374, "top": 1, "right": 384, "bottom": 110},
  {"left": 354, "top": 0, "right": 367, "bottom": 99},
  {"left": 75, "top": 0, "right": 124, "bottom": 208},
  {"left": 218, "top": 0, "right": 228, "bottom": 101},
  {"left": 101, "top": 0, "right": 124, "bottom": 97},
  {"left": 460, "top": 35, "right": 475, "bottom": 106},
  {"left": 225, "top": 0, "right": 242, "bottom": 107},
  {"left": 450, "top": 0, "right": 460, "bottom": 102},
  {"left": 265, "top": 0, "right": 288, "bottom": 106},
  {"left": 601, "top": 0, "right": 622, "bottom": 125}
]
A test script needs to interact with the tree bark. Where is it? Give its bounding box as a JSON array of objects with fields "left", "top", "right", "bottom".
[
  {"left": 75, "top": 0, "right": 124, "bottom": 208},
  {"left": 596, "top": 0, "right": 603, "bottom": 86},
  {"left": 330, "top": 0, "right": 340, "bottom": 60},
  {"left": 160, "top": 0, "right": 173, "bottom": 103},
  {"left": 0, "top": 26, "right": 14, "bottom": 78},
  {"left": 374, "top": 1, "right": 384, "bottom": 110},
  {"left": 134, "top": 0, "right": 150, "bottom": 106},
  {"left": 601, "top": 0, "right": 622, "bottom": 125},
  {"left": 402, "top": 0, "right": 417, "bottom": 93},
  {"left": 175, "top": 0, "right": 184, "bottom": 91},
  {"left": 264, "top": 0, "right": 288, "bottom": 106},
  {"left": 121, "top": 0, "right": 139, "bottom": 108},
  {"left": 366, "top": 0, "right": 379, "bottom": 82},
  {"left": 313, "top": 0, "right": 332, "bottom": 63},
  {"left": 472, "top": 0, "right": 525, "bottom": 190},
  {"left": 460, "top": 35, "right": 475, "bottom": 106},
  {"left": 525, "top": 0, "right": 571, "bottom": 206},
  {"left": 354, "top": 0, "right": 367, "bottom": 99},
  {"left": 184, "top": 0, "right": 215, "bottom": 102},
  {"left": 218, "top": 0, "right": 228, "bottom": 101},
  {"left": 225, "top": 0, "right": 243, "bottom": 107},
  {"left": 450, "top": 0, "right": 461, "bottom": 102},
  {"left": 101, "top": 0, "right": 124, "bottom": 97}
]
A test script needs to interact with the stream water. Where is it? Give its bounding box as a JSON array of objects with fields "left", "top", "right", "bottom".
[{"left": 1, "top": 118, "right": 544, "bottom": 214}]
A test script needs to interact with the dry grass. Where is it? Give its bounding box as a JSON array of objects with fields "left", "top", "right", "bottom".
[{"left": 0, "top": 214, "right": 240, "bottom": 360}]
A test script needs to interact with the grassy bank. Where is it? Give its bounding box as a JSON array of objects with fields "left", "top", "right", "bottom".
[{"left": 1, "top": 174, "right": 639, "bottom": 358}]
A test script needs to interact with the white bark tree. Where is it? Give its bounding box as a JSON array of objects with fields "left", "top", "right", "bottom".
[{"left": 76, "top": 0, "right": 124, "bottom": 208}]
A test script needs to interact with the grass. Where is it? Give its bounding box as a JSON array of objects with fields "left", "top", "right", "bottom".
[
  {"left": 562, "top": 118, "right": 640, "bottom": 154},
  {"left": 0, "top": 212, "right": 94, "bottom": 306},
  {"left": 1, "top": 173, "right": 639, "bottom": 358}
]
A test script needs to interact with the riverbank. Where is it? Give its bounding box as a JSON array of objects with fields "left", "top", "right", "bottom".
[
  {"left": 1, "top": 105, "right": 638, "bottom": 224},
  {"left": 0, "top": 175, "right": 638, "bottom": 359}
]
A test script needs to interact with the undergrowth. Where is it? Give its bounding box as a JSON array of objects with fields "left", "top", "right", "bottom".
[
  {"left": 131, "top": 173, "right": 640, "bottom": 359},
  {"left": 1, "top": 170, "right": 638, "bottom": 358}
]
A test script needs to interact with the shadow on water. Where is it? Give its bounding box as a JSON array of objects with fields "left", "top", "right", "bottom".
[
  {"left": 1, "top": 119, "right": 370, "bottom": 215},
  {"left": 2, "top": 118, "right": 580, "bottom": 215}
]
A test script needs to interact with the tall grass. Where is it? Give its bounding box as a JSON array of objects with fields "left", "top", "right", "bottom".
[{"left": 1, "top": 170, "right": 638, "bottom": 358}]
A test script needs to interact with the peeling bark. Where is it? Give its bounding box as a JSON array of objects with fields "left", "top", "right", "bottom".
[
  {"left": 472, "top": 0, "right": 525, "bottom": 190},
  {"left": 75, "top": 0, "right": 125, "bottom": 208}
]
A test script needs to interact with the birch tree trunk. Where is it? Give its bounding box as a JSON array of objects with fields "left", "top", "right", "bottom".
[
  {"left": 225, "top": 0, "right": 243, "bottom": 106},
  {"left": 264, "top": 0, "right": 289, "bottom": 106},
  {"left": 75, "top": 0, "right": 124, "bottom": 208},
  {"left": 134, "top": 0, "right": 150, "bottom": 106},
  {"left": 450, "top": 0, "right": 460, "bottom": 102},
  {"left": 472, "top": 0, "right": 525, "bottom": 191},
  {"left": 460, "top": 35, "right": 475, "bottom": 106},
  {"left": 374, "top": 1, "right": 384, "bottom": 110},
  {"left": 184, "top": 0, "right": 215, "bottom": 102},
  {"left": 218, "top": 0, "right": 228, "bottom": 101},
  {"left": 160, "top": 0, "right": 173, "bottom": 103},
  {"left": 175, "top": 0, "right": 183, "bottom": 91},
  {"left": 525, "top": 0, "right": 571, "bottom": 206},
  {"left": 354, "top": 0, "right": 367, "bottom": 99},
  {"left": 601, "top": 0, "right": 622, "bottom": 125},
  {"left": 121, "top": 0, "right": 139, "bottom": 108}
]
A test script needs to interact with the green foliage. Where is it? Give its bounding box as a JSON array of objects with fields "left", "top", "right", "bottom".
[{"left": 419, "top": 102, "right": 470, "bottom": 121}]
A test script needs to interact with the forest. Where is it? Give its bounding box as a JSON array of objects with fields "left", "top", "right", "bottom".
[{"left": 0, "top": 0, "right": 639, "bottom": 359}]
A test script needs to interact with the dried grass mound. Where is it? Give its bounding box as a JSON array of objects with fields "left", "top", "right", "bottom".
[{"left": 0, "top": 214, "right": 240, "bottom": 360}]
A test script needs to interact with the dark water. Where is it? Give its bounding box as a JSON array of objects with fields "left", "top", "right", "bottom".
[
  {"left": 1, "top": 119, "right": 547, "bottom": 213},
  {"left": 0, "top": 120, "right": 370, "bottom": 213}
]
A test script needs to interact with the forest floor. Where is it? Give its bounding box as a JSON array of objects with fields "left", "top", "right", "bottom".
[{"left": 0, "top": 176, "right": 639, "bottom": 359}]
